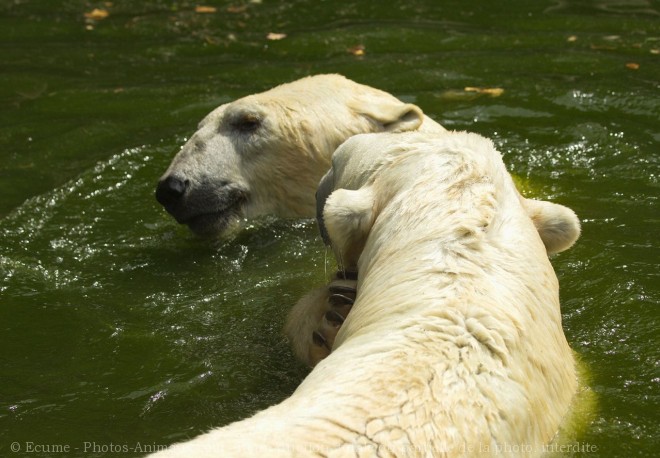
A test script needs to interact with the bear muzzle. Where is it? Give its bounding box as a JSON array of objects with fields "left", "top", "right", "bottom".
[
  {"left": 155, "top": 175, "right": 189, "bottom": 208},
  {"left": 155, "top": 174, "right": 248, "bottom": 237}
]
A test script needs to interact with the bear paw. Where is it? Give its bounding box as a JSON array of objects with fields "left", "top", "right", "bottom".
[
  {"left": 285, "top": 269, "right": 357, "bottom": 367},
  {"left": 312, "top": 271, "right": 357, "bottom": 353}
]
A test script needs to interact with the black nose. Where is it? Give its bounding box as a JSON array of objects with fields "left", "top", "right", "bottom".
[{"left": 155, "top": 175, "right": 189, "bottom": 207}]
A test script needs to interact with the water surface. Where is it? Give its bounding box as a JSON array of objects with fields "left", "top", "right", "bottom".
[{"left": 1, "top": 1, "right": 658, "bottom": 457}]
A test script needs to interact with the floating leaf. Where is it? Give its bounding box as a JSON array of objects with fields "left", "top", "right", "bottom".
[
  {"left": 266, "top": 32, "right": 287, "bottom": 41},
  {"left": 464, "top": 87, "right": 504, "bottom": 97},
  {"left": 625, "top": 62, "right": 640, "bottom": 70},
  {"left": 348, "top": 44, "right": 365, "bottom": 56},
  {"left": 84, "top": 8, "right": 109, "bottom": 20},
  {"left": 195, "top": 5, "right": 217, "bottom": 13}
]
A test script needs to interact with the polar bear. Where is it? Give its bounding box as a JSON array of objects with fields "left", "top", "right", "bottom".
[
  {"left": 148, "top": 131, "right": 581, "bottom": 457},
  {"left": 155, "top": 74, "right": 445, "bottom": 238}
]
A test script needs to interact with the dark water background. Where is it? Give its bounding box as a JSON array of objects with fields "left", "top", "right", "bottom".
[{"left": 1, "top": 1, "right": 658, "bottom": 456}]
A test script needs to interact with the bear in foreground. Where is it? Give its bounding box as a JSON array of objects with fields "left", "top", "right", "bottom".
[
  {"left": 155, "top": 74, "right": 445, "bottom": 239},
  {"left": 149, "top": 131, "right": 581, "bottom": 457}
]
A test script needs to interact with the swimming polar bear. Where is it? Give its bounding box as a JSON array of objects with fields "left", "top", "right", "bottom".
[
  {"left": 155, "top": 74, "right": 445, "bottom": 238},
  {"left": 148, "top": 131, "right": 581, "bottom": 457}
]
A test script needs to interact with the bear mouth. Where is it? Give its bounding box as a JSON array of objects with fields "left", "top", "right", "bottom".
[
  {"left": 184, "top": 210, "right": 241, "bottom": 238},
  {"left": 179, "top": 189, "right": 248, "bottom": 238},
  {"left": 182, "top": 204, "right": 245, "bottom": 238}
]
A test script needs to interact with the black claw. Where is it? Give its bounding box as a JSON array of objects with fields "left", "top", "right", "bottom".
[
  {"left": 328, "top": 284, "right": 357, "bottom": 295},
  {"left": 312, "top": 331, "right": 330, "bottom": 350},
  {"left": 325, "top": 309, "right": 345, "bottom": 326},
  {"left": 329, "top": 293, "right": 355, "bottom": 307}
]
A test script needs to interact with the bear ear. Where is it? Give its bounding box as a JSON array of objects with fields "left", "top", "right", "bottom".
[
  {"left": 350, "top": 96, "right": 424, "bottom": 133},
  {"left": 323, "top": 187, "right": 376, "bottom": 268},
  {"left": 523, "top": 198, "right": 581, "bottom": 255}
]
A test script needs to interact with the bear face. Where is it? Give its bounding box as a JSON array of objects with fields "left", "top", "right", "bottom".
[{"left": 155, "top": 74, "right": 444, "bottom": 238}]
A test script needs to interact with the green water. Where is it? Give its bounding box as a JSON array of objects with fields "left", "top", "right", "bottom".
[{"left": 1, "top": 1, "right": 658, "bottom": 457}]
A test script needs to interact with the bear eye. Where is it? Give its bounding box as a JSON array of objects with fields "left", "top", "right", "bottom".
[{"left": 232, "top": 114, "right": 261, "bottom": 133}]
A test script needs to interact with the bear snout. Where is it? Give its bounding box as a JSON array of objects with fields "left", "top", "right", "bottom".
[
  {"left": 155, "top": 174, "right": 189, "bottom": 208},
  {"left": 156, "top": 175, "right": 249, "bottom": 237}
]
